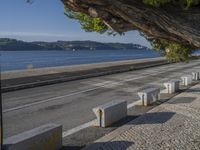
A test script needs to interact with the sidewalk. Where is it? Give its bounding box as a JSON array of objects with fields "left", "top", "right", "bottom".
[
  {"left": 2, "top": 57, "right": 165, "bottom": 80},
  {"left": 2, "top": 57, "right": 168, "bottom": 92},
  {"left": 83, "top": 84, "right": 200, "bottom": 150}
]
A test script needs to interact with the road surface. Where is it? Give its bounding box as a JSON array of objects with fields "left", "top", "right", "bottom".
[{"left": 2, "top": 59, "right": 200, "bottom": 138}]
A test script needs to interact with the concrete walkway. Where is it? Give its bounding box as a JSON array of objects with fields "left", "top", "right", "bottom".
[
  {"left": 2, "top": 57, "right": 168, "bottom": 92},
  {"left": 2, "top": 57, "right": 165, "bottom": 80},
  {"left": 83, "top": 84, "right": 200, "bottom": 150}
]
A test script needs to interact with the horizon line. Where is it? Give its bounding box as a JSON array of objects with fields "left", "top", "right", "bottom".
[{"left": 0, "top": 37, "right": 150, "bottom": 46}]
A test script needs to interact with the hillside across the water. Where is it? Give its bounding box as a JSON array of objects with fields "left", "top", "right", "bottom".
[{"left": 0, "top": 38, "right": 150, "bottom": 51}]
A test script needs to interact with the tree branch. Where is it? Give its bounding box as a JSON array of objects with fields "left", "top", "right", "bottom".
[{"left": 62, "top": 0, "right": 200, "bottom": 48}]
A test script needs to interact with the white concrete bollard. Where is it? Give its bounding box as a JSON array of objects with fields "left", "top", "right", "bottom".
[
  {"left": 138, "top": 88, "right": 160, "bottom": 106},
  {"left": 93, "top": 100, "right": 127, "bottom": 128},
  {"left": 181, "top": 75, "right": 193, "bottom": 86},
  {"left": 163, "top": 79, "right": 180, "bottom": 94},
  {"left": 4, "top": 124, "right": 62, "bottom": 150},
  {"left": 192, "top": 72, "right": 199, "bottom": 81}
]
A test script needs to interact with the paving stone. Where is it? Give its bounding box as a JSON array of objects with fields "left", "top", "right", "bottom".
[{"left": 83, "top": 84, "right": 200, "bottom": 150}]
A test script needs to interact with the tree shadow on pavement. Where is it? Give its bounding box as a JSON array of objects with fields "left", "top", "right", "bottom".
[
  {"left": 185, "top": 88, "right": 200, "bottom": 93},
  {"left": 62, "top": 141, "right": 134, "bottom": 150},
  {"left": 167, "top": 97, "right": 195, "bottom": 104},
  {"left": 111, "top": 115, "right": 139, "bottom": 127},
  {"left": 127, "top": 112, "right": 175, "bottom": 125},
  {"left": 61, "top": 145, "right": 84, "bottom": 150}
]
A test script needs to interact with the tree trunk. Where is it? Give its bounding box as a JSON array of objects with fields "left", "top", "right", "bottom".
[{"left": 62, "top": 0, "right": 200, "bottom": 48}]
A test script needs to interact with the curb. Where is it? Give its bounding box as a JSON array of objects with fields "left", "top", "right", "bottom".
[{"left": 2, "top": 60, "right": 170, "bottom": 93}]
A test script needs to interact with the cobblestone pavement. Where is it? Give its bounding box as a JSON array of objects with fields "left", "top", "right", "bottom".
[{"left": 83, "top": 84, "right": 200, "bottom": 150}]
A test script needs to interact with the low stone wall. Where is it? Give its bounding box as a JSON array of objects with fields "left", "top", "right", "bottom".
[
  {"left": 4, "top": 124, "right": 62, "bottom": 150},
  {"left": 2, "top": 57, "right": 169, "bottom": 92},
  {"left": 93, "top": 100, "right": 127, "bottom": 127},
  {"left": 138, "top": 88, "right": 160, "bottom": 106}
]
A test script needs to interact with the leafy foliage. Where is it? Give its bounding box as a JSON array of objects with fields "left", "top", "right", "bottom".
[
  {"left": 148, "top": 37, "right": 194, "bottom": 62},
  {"left": 64, "top": 0, "right": 200, "bottom": 34},
  {"left": 64, "top": 0, "right": 199, "bottom": 62},
  {"left": 143, "top": 0, "right": 200, "bottom": 8},
  {"left": 65, "top": 8, "right": 108, "bottom": 33},
  {"left": 25, "top": 0, "right": 199, "bottom": 61},
  {"left": 75, "top": 13, "right": 107, "bottom": 33},
  {"left": 165, "top": 43, "right": 193, "bottom": 62},
  {"left": 26, "top": 0, "right": 33, "bottom": 4},
  {"left": 143, "top": 0, "right": 171, "bottom": 7}
]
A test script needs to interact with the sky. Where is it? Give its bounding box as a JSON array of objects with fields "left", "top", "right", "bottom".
[{"left": 0, "top": 0, "right": 151, "bottom": 47}]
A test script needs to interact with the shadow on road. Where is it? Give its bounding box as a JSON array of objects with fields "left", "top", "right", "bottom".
[
  {"left": 185, "top": 88, "right": 200, "bottom": 93},
  {"left": 62, "top": 141, "right": 134, "bottom": 150},
  {"left": 167, "top": 97, "right": 195, "bottom": 104},
  {"left": 127, "top": 112, "right": 175, "bottom": 125},
  {"left": 61, "top": 145, "right": 84, "bottom": 150},
  {"left": 111, "top": 115, "right": 139, "bottom": 127}
]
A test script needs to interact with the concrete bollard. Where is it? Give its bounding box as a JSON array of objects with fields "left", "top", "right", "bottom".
[
  {"left": 181, "top": 75, "right": 193, "bottom": 86},
  {"left": 192, "top": 72, "right": 199, "bottom": 81},
  {"left": 138, "top": 88, "right": 160, "bottom": 106},
  {"left": 4, "top": 124, "right": 62, "bottom": 150},
  {"left": 163, "top": 79, "right": 180, "bottom": 94},
  {"left": 93, "top": 100, "right": 127, "bottom": 128}
]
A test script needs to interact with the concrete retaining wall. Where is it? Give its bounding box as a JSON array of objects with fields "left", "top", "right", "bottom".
[
  {"left": 138, "top": 88, "right": 160, "bottom": 106},
  {"left": 163, "top": 79, "right": 180, "bottom": 94},
  {"left": 192, "top": 72, "right": 200, "bottom": 81},
  {"left": 3, "top": 124, "right": 62, "bottom": 150},
  {"left": 2, "top": 57, "right": 169, "bottom": 92},
  {"left": 181, "top": 75, "right": 193, "bottom": 86},
  {"left": 93, "top": 100, "right": 127, "bottom": 127}
]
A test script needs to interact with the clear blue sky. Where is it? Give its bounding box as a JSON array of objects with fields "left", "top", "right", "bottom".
[{"left": 0, "top": 0, "right": 150, "bottom": 47}]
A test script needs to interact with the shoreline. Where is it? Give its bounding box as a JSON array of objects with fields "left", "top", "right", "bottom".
[
  {"left": 2, "top": 57, "right": 170, "bottom": 92},
  {"left": 1, "top": 50, "right": 160, "bottom": 73},
  {"left": 2, "top": 57, "right": 165, "bottom": 80}
]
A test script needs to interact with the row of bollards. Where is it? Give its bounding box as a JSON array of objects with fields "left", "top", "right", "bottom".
[
  {"left": 93, "top": 71, "right": 200, "bottom": 127},
  {"left": 3, "top": 72, "right": 200, "bottom": 150}
]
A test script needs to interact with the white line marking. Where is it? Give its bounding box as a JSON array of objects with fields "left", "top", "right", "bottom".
[
  {"left": 3, "top": 76, "right": 146, "bottom": 113},
  {"left": 127, "top": 100, "right": 140, "bottom": 109},
  {"left": 4, "top": 62, "right": 199, "bottom": 113},
  {"left": 5, "top": 62, "right": 200, "bottom": 137},
  {"left": 62, "top": 120, "right": 97, "bottom": 137},
  {"left": 61, "top": 71, "right": 199, "bottom": 138},
  {"left": 62, "top": 100, "right": 139, "bottom": 138},
  {"left": 61, "top": 65, "right": 200, "bottom": 137}
]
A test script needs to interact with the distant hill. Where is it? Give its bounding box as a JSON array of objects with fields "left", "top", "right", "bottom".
[{"left": 0, "top": 38, "right": 150, "bottom": 51}]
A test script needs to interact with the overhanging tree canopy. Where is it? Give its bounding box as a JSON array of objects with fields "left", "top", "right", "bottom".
[{"left": 62, "top": 0, "right": 200, "bottom": 61}]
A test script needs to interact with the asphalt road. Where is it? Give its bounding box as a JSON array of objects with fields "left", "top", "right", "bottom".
[{"left": 2, "top": 59, "right": 200, "bottom": 138}]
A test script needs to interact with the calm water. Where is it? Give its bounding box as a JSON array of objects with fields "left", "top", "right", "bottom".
[{"left": 0, "top": 49, "right": 161, "bottom": 71}]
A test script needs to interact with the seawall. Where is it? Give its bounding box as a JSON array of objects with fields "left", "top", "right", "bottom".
[{"left": 2, "top": 57, "right": 170, "bottom": 92}]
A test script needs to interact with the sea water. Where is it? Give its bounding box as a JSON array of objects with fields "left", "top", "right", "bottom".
[{"left": 0, "top": 49, "right": 161, "bottom": 71}]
